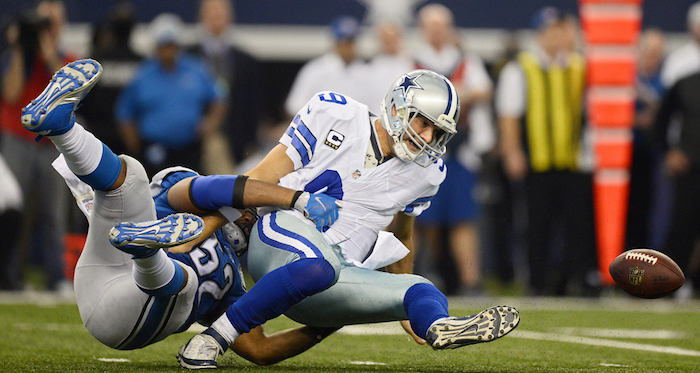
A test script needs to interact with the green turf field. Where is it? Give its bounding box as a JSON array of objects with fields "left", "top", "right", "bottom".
[{"left": 0, "top": 294, "right": 698, "bottom": 373}]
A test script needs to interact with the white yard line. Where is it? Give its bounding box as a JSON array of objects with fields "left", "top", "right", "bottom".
[
  {"left": 511, "top": 330, "right": 700, "bottom": 357},
  {"left": 557, "top": 327, "right": 687, "bottom": 339},
  {"left": 96, "top": 358, "right": 131, "bottom": 363},
  {"left": 337, "top": 323, "right": 699, "bottom": 357}
]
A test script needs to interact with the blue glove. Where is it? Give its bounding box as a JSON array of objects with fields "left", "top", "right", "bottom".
[{"left": 293, "top": 192, "right": 342, "bottom": 232}]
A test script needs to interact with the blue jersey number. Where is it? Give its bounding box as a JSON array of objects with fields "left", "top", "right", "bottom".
[
  {"left": 305, "top": 169, "right": 343, "bottom": 200},
  {"left": 318, "top": 92, "right": 347, "bottom": 105}
]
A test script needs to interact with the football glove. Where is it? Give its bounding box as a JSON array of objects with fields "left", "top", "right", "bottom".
[{"left": 293, "top": 192, "right": 342, "bottom": 232}]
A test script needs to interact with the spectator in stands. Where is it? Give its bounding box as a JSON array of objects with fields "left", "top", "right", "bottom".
[
  {"left": 115, "top": 13, "right": 225, "bottom": 177},
  {"left": 0, "top": 154, "right": 23, "bottom": 290},
  {"left": 655, "top": 43, "right": 700, "bottom": 300},
  {"left": 78, "top": 1, "right": 142, "bottom": 156},
  {"left": 412, "top": 3, "right": 495, "bottom": 295},
  {"left": 0, "top": 0, "right": 75, "bottom": 291},
  {"left": 284, "top": 15, "right": 366, "bottom": 117},
  {"left": 189, "top": 0, "right": 263, "bottom": 174},
  {"left": 363, "top": 19, "right": 413, "bottom": 114},
  {"left": 496, "top": 7, "right": 591, "bottom": 295},
  {"left": 627, "top": 29, "right": 666, "bottom": 249},
  {"left": 660, "top": 1, "right": 700, "bottom": 89}
]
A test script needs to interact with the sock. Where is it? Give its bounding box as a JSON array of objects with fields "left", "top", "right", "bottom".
[
  {"left": 213, "top": 258, "right": 335, "bottom": 344},
  {"left": 49, "top": 123, "right": 121, "bottom": 191},
  {"left": 132, "top": 250, "right": 185, "bottom": 297},
  {"left": 403, "top": 283, "right": 450, "bottom": 339},
  {"left": 207, "top": 319, "right": 239, "bottom": 352}
]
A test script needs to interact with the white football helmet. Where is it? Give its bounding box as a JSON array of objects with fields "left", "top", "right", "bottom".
[{"left": 380, "top": 69, "right": 459, "bottom": 167}]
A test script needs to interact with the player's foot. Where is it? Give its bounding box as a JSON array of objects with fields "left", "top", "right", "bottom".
[
  {"left": 109, "top": 213, "right": 204, "bottom": 258},
  {"left": 426, "top": 305, "right": 520, "bottom": 349},
  {"left": 177, "top": 334, "right": 223, "bottom": 370},
  {"left": 21, "top": 59, "right": 102, "bottom": 136}
]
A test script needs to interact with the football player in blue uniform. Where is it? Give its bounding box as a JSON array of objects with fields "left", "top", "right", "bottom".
[
  {"left": 21, "top": 59, "right": 341, "bottom": 365},
  {"left": 176, "top": 69, "right": 520, "bottom": 368}
]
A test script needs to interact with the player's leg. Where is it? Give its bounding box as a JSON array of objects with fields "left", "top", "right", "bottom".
[
  {"left": 22, "top": 59, "right": 199, "bottom": 346},
  {"left": 247, "top": 214, "right": 518, "bottom": 347},
  {"left": 178, "top": 211, "right": 341, "bottom": 369},
  {"left": 280, "top": 263, "right": 520, "bottom": 349},
  {"left": 74, "top": 155, "right": 199, "bottom": 348}
]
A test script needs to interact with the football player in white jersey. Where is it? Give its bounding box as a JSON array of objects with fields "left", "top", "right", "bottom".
[
  {"left": 20, "top": 59, "right": 343, "bottom": 366},
  {"left": 177, "top": 70, "right": 520, "bottom": 369}
]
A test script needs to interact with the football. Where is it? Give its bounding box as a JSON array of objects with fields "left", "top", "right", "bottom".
[{"left": 608, "top": 249, "right": 685, "bottom": 299}]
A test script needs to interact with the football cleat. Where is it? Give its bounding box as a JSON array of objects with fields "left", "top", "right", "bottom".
[
  {"left": 109, "top": 213, "right": 204, "bottom": 258},
  {"left": 21, "top": 59, "right": 102, "bottom": 137},
  {"left": 177, "top": 334, "right": 223, "bottom": 370},
  {"left": 426, "top": 305, "right": 520, "bottom": 349}
]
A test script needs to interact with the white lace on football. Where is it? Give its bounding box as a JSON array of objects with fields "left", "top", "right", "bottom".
[{"left": 624, "top": 252, "right": 658, "bottom": 265}]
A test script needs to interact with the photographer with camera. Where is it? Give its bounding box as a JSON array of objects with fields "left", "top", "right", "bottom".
[{"left": 0, "top": 0, "right": 76, "bottom": 292}]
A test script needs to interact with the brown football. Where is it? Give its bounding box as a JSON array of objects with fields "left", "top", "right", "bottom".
[{"left": 609, "top": 249, "right": 685, "bottom": 299}]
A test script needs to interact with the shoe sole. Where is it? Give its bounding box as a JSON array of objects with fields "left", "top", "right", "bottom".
[
  {"left": 109, "top": 213, "right": 204, "bottom": 251},
  {"left": 21, "top": 59, "right": 102, "bottom": 134},
  {"left": 427, "top": 305, "right": 520, "bottom": 349},
  {"left": 177, "top": 342, "right": 218, "bottom": 370}
]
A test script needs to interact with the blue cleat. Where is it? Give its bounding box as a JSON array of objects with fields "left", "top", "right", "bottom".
[
  {"left": 109, "top": 213, "right": 205, "bottom": 258},
  {"left": 425, "top": 305, "right": 520, "bottom": 349},
  {"left": 21, "top": 59, "right": 102, "bottom": 137}
]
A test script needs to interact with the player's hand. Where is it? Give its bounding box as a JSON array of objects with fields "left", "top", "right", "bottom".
[
  {"left": 293, "top": 192, "right": 342, "bottom": 232},
  {"left": 400, "top": 320, "right": 426, "bottom": 345}
]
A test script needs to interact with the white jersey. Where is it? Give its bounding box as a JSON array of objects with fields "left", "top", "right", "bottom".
[{"left": 277, "top": 91, "right": 446, "bottom": 264}]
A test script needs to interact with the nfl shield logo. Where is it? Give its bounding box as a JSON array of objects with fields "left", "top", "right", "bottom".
[
  {"left": 352, "top": 170, "right": 361, "bottom": 179},
  {"left": 628, "top": 266, "right": 644, "bottom": 286}
]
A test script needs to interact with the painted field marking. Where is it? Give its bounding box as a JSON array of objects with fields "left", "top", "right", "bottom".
[
  {"left": 558, "top": 327, "right": 687, "bottom": 339},
  {"left": 96, "top": 358, "right": 131, "bottom": 362},
  {"left": 512, "top": 330, "right": 700, "bottom": 357},
  {"left": 337, "top": 323, "right": 698, "bottom": 357},
  {"left": 338, "top": 322, "right": 405, "bottom": 335},
  {"left": 348, "top": 361, "right": 386, "bottom": 366}
]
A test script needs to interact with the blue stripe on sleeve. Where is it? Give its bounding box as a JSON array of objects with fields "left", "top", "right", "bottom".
[
  {"left": 291, "top": 134, "right": 310, "bottom": 166},
  {"left": 296, "top": 123, "right": 316, "bottom": 154}
]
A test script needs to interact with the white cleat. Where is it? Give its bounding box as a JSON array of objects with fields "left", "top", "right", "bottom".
[
  {"left": 177, "top": 334, "right": 223, "bottom": 370},
  {"left": 426, "top": 305, "right": 520, "bottom": 349}
]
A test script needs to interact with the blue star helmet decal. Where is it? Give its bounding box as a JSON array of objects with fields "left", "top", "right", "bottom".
[{"left": 396, "top": 73, "right": 424, "bottom": 95}]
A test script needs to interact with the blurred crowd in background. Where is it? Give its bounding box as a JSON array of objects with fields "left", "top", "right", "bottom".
[{"left": 0, "top": 0, "right": 698, "bottom": 300}]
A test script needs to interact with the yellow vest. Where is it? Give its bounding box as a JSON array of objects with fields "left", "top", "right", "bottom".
[{"left": 517, "top": 51, "right": 585, "bottom": 172}]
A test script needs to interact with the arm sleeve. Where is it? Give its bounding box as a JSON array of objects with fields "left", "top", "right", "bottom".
[{"left": 189, "top": 175, "right": 248, "bottom": 210}]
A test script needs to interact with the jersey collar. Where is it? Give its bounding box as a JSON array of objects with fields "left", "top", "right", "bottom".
[{"left": 365, "top": 115, "right": 391, "bottom": 168}]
